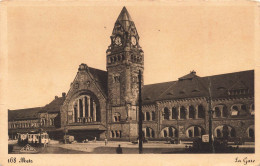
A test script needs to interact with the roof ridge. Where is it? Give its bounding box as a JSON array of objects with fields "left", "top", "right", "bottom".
[
  {"left": 201, "top": 69, "right": 254, "bottom": 79},
  {"left": 144, "top": 80, "right": 176, "bottom": 87},
  {"left": 9, "top": 107, "right": 43, "bottom": 111}
]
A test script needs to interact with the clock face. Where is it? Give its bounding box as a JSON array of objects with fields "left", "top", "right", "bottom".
[
  {"left": 131, "top": 36, "right": 137, "bottom": 46},
  {"left": 115, "top": 36, "right": 122, "bottom": 45}
]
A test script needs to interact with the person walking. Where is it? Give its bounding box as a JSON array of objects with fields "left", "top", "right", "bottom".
[{"left": 116, "top": 144, "right": 123, "bottom": 154}]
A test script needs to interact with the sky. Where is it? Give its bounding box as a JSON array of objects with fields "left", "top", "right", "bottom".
[{"left": 4, "top": 2, "right": 256, "bottom": 109}]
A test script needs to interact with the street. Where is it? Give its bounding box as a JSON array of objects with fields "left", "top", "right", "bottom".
[{"left": 9, "top": 141, "right": 255, "bottom": 154}]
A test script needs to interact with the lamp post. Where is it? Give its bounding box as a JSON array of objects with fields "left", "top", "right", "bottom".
[
  {"left": 138, "top": 70, "right": 143, "bottom": 154},
  {"left": 208, "top": 77, "right": 215, "bottom": 153}
]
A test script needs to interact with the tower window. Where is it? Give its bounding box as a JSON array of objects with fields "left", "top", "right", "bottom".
[
  {"left": 114, "top": 76, "right": 120, "bottom": 83},
  {"left": 113, "top": 112, "right": 121, "bottom": 122}
]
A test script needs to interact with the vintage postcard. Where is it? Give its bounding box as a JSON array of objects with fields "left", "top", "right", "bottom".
[{"left": 0, "top": 0, "right": 259, "bottom": 165}]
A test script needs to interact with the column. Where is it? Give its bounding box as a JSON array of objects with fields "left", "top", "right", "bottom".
[
  {"left": 169, "top": 108, "right": 172, "bottom": 120},
  {"left": 144, "top": 112, "right": 146, "bottom": 121},
  {"left": 83, "top": 97, "right": 85, "bottom": 118},
  {"left": 186, "top": 106, "right": 189, "bottom": 119},
  {"left": 220, "top": 106, "right": 223, "bottom": 118},
  {"left": 77, "top": 99, "right": 80, "bottom": 122},
  {"left": 87, "top": 96, "right": 91, "bottom": 122},
  {"left": 93, "top": 101, "right": 96, "bottom": 121},
  {"left": 178, "top": 107, "right": 180, "bottom": 119},
  {"left": 195, "top": 105, "right": 199, "bottom": 119},
  {"left": 73, "top": 105, "right": 75, "bottom": 122}
]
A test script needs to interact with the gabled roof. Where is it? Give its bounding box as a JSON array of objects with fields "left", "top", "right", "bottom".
[
  {"left": 88, "top": 67, "right": 108, "bottom": 96},
  {"left": 142, "top": 70, "right": 254, "bottom": 104}
]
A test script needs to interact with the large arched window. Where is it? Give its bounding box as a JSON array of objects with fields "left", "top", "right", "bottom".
[
  {"left": 172, "top": 107, "right": 178, "bottom": 119},
  {"left": 72, "top": 94, "right": 100, "bottom": 123},
  {"left": 180, "top": 106, "right": 186, "bottom": 119},
  {"left": 214, "top": 125, "right": 236, "bottom": 138},
  {"left": 161, "top": 127, "right": 178, "bottom": 138},
  {"left": 163, "top": 107, "right": 170, "bottom": 120},
  {"left": 189, "top": 106, "right": 195, "bottom": 119},
  {"left": 198, "top": 105, "right": 205, "bottom": 118},
  {"left": 186, "top": 126, "right": 204, "bottom": 138}
]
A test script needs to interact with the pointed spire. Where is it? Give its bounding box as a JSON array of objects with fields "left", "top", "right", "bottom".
[
  {"left": 115, "top": 7, "right": 134, "bottom": 32},
  {"left": 117, "top": 6, "right": 133, "bottom": 22}
]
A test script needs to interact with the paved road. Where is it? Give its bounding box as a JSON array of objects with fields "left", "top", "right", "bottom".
[{"left": 9, "top": 141, "right": 255, "bottom": 154}]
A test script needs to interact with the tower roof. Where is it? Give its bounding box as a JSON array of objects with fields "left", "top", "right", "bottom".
[
  {"left": 115, "top": 7, "right": 135, "bottom": 32},
  {"left": 116, "top": 7, "right": 133, "bottom": 22}
]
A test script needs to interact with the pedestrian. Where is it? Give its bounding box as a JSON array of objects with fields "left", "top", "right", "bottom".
[
  {"left": 105, "top": 138, "right": 108, "bottom": 145},
  {"left": 44, "top": 140, "right": 47, "bottom": 148},
  {"left": 94, "top": 137, "right": 97, "bottom": 142},
  {"left": 116, "top": 144, "right": 123, "bottom": 154}
]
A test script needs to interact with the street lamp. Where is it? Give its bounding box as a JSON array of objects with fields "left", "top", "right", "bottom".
[
  {"left": 138, "top": 70, "right": 143, "bottom": 154},
  {"left": 207, "top": 77, "right": 215, "bottom": 153}
]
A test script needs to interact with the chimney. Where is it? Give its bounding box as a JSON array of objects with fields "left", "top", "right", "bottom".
[
  {"left": 55, "top": 96, "right": 58, "bottom": 99},
  {"left": 62, "top": 92, "right": 66, "bottom": 98}
]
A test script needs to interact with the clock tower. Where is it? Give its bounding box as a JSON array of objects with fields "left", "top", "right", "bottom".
[{"left": 106, "top": 7, "right": 144, "bottom": 140}]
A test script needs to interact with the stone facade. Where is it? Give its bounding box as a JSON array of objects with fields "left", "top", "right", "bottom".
[{"left": 8, "top": 7, "right": 255, "bottom": 142}]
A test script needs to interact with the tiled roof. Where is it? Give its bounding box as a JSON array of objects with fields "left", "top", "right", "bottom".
[
  {"left": 41, "top": 97, "right": 65, "bottom": 113},
  {"left": 8, "top": 97, "right": 65, "bottom": 121},
  {"left": 142, "top": 70, "right": 254, "bottom": 104},
  {"left": 88, "top": 67, "right": 108, "bottom": 96},
  {"left": 8, "top": 107, "right": 43, "bottom": 121}
]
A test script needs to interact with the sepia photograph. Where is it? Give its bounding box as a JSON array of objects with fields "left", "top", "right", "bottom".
[{"left": 0, "top": 0, "right": 259, "bottom": 165}]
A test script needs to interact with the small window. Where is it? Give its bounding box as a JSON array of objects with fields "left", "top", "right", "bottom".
[
  {"left": 198, "top": 105, "right": 205, "bottom": 118},
  {"left": 180, "top": 106, "right": 186, "bottom": 119},
  {"left": 231, "top": 105, "right": 239, "bottom": 116},
  {"left": 214, "top": 107, "right": 221, "bottom": 118},
  {"left": 113, "top": 113, "right": 121, "bottom": 122},
  {"left": 152, "top": 112, "right": 155, "bottom": 121},
  {"left": 146, "top": 112, "right": 150, "bottom": 121},
  {"left": 163, "top": 108, "right": 169, "bottom": 120},
  {"left": 192, "top": 89, "right": 200, "bottom": 93}
]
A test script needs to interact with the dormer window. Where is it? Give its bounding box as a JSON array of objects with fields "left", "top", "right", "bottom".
[
  {"left": 179, "top": 90, "right": 185, "bottom": 94},
  {"left": 192, "top": 89, "right": 200, "bottom": 93},
  {"left": 217, "top": 87, "right": 226, "bottom": 90}
]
